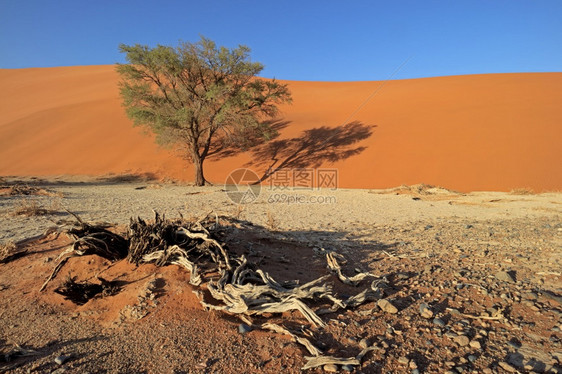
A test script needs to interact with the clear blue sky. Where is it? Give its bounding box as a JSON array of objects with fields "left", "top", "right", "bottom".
[{"left": 1, "top": 0, "right": 561, "bottom": 81}]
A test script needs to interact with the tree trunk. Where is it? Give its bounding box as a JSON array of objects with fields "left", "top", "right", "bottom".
[{"left": 193, "top": 157, "right": 205, "bottom": 186}]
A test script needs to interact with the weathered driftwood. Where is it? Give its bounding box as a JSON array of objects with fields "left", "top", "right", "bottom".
[
  {"left": 127, "top": 213, "right": 184, "bottom": 264},
  {"left": 141, "top": 245, "right": 202, "bottom": 286},
  {"left": 203, "top": 258, "right": 331, "bottom": 327},
  {"left": 40, "top": 217, "right": 128, "bottom": 292},
  {"left": 41, "top": 211, "right": 387, "bottom": 370},
  {"left": 326, "top": 252, "right": 373, "bottom": 286},
  {"left": 128, "top": 213, "right": 230, "bottom": 271},
  {"left": 302, "top": 356, "right": 361, "bottom": 370},
  {"left": 42, "top": 212, "right": 222, "bottom": 292},
  {"left": 0, "top": 343, "right": 38, "bottom": 364},
  {"left": 176, "top": 227, "right": 231, "bottom": 270},
  {"left": 301, "top": 345, "right": 379, "bottom": 370},
  {"left": 261, "top": 323, "right": 322, "bottom": 356},
  {"left": 2, "top": 227, "right": 65, "bottom": 265}
]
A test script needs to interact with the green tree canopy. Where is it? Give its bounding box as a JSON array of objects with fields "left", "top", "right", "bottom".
[{"left": 116, "top": 37, "right": 292, "bottom": 186}]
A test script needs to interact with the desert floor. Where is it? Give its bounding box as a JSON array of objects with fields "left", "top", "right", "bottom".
[{"left": 0, "top": 178, "right": 561, "bottom": 373}]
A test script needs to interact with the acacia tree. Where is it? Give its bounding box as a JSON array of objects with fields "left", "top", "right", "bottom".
[{"left": 116, "top": 37, "right": 292, "bottom": 186}]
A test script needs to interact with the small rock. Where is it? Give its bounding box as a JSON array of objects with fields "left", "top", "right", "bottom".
[
  {"left": 238, "top": 323, "right": 252, "bottom": 334},
  {"left": 195, "top": 361, "right": 208, "bottom": 369},
  {"left": 323, "top": 364, "right": 338, "bottom": 372},
  {"left": 495, "top": 270, "right": 516, "bottom": 283},
  {"left": 454, "top": 335, "right": 470, "bottom": 347},
  {"left": 498, "top": 361, "right": 517, "bottom": 372},
  {"left": 411, "top": 370, "right": 420, "bottom": 374},
  {"left": 468, "top": 355, "right": 477, "bottom": 363},
  {"left": 55, "top": 355, "right": 71, "bottom": 365},
  {"left": 469, "top": 340, "right": 481, "bottom": 349},
  {"left": 507, "top": 338, "right": 522, "bottom": 349},
  {"left": 398, "top": 356, "right": 409, "bottom": 365},
  {"left": 377, "top": 299, "right": 398, "bottom": 314},
  {"left": 433, "top": 318, "right": 445, "bottom": 327},
  {"left": 419, "top": 303, "right": 433, "bottom": 319},
  {"left": 522, "top": 292, "right": 538, "bottom": 300},
  {"left": 341, "top": 364, "right": 354, "bottom": 371}
]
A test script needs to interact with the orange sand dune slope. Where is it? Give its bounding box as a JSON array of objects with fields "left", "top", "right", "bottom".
[{"left": 0, "top": 65, "right": 561, "bottom": 191}]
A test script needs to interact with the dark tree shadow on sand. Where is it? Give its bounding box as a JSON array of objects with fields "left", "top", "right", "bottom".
[{"left": 245, "top": 121, "right": 375, "bottom": 182}]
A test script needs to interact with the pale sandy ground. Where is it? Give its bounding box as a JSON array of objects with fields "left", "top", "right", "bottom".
[
  {"left": 1, "top": 180, "right": 561, "bottom": 245},
  {"left": 1, "top": 180, "right": 561, "bottom": 373}
]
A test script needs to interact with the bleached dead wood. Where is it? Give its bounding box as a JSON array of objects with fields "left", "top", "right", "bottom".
[
  {"left": 261, "top": 323, "right": 322, "bottom": 356},
  {"left": 205, "top": 273, "right": 330, "bottom": 327},
  {"left": 302, "top": 356, "right": 361, "bottom": 370},
  {"left": 141, "top": 245, "right": 202, "bottom": 286},
  {"left": 42, "top": 211, "right": 389, "bottom": 371},
  {"left": 176, "top": 227, "right": 231, "bottom": 270},
  {"left": 301, "top": 345, "right": 379, "bottom": 370},
  {"left": 40, "top": 218, "right": 128, "bottom": 292},
  {"left": 326, "top": 252, "right": 373, "bottom": 286}
]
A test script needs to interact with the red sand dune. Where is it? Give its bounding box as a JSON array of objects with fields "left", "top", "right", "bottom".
[{"left": 0, "top": 65, "right": 560, "bottom": 192}]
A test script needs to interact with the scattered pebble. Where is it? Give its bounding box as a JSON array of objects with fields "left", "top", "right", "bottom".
[
  {"left": 377, "top": 299, "right": 398, "bottom": 314},
  {"left": 55, "top": 355, "right": 71, "bottom": 365},
  {"left": 498, "top": 361, "right": 517, "bottom": 372},
  {"left": 433, "top": 317, "right": 445, "bottom": 327},
  {"left": 507, "top": 338, "right": 522, "bottom": 350},
  {"left": 419, "top": 303, "right": 433, "bottom": 319},
  {"left": 469, "top": 340, "right": 481, "bottom": 349},
  {"left": 454, "top": 335, "right": 470, "bottom": 347},
  {"left": 495, "top": 270, "right": 516, "bottom": 283},
  {"left": 238, "top": 323, "right": 252, "bottom": 334}
]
